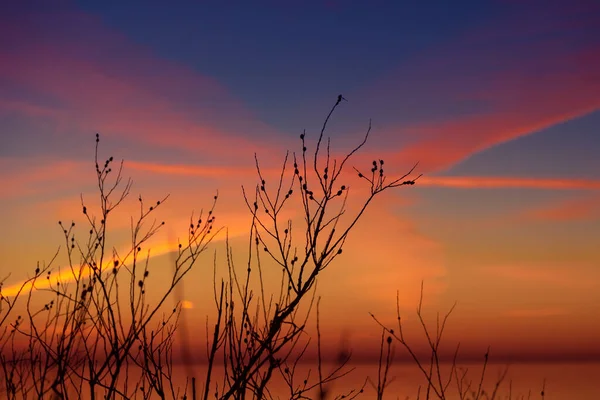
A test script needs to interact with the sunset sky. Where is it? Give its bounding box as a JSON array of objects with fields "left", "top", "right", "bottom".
[{"left": 1, "top": 0, "right": 599, "bottom": 363}]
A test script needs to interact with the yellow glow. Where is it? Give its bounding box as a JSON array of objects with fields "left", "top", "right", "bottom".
[{"left": 181, "top": 300, "right": 194, "bottom": 309}]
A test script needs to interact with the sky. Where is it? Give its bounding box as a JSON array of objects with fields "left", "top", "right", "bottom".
[{"left": 1, "top": 0, "right": 599, "bottom": 363}]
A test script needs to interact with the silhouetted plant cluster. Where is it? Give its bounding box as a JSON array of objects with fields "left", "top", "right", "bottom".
[
  {"left": 0, "top": 97, "right": 545, "bottom": 399},
  {"left": 369, "top": 283, "right": 548, "bottom": 400},
  {"left": 0, "top": 133, "right": 218, "bottom": 399}
]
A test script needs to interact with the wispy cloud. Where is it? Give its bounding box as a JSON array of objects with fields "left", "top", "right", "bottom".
[
  {"left": 328, "top": 196, "right": 447, "bottom": 308},
  {"left": 520, "top": 195, "right": 600, "bottom": 222},
  {"left": 0, "top": 233, "right": 196, "bottom": 297},
  {"left": 126, "top": 160, "right": 256, "bottom": 179},
  {"left": 504, "top": 307, "right": 569, "bottom": 318},
  {"left": 0, "top": 10, "right": 281, "bottom": 159},
  {"left": 360, "top": 1, "right": 600, "bottom": 173},
  {"left": 105, "top": 160, "right": 600, "bottom": 192},
  {"left": 396, "top": 109, "right": 598, "bottom": 173},
  {"left": 418, "top": 176, "right": 600, "bottom": 190},
  {"left": 1, "top": 230, "right": 230, "bottom": 299},
  {"left": 483, "top": 263, "right": 599, "bottom": 290},
  {"left": 0, "top": 158, "right": 89, "bottom": 199}
]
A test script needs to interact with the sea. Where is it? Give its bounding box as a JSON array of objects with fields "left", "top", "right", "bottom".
[
  {"left": 3, "top": 362, "right": 598, "bottom": 399},
  {"left": 162, "top": 362, "right": 600, "bottom": 399}
]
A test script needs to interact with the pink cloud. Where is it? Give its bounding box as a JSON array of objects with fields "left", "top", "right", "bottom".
[
  {"left": 0, "top": 157, "right": 89, "bottom": 199},
  {"left": 418, "top": 176, "right": 600, "bottom": 190},
  {"left": 126, "top": 160, "right": 257, "bottom": 179},
  {"left": 397, "top": 108, "right": 598, "bottom": 173},
  {"left": 362, "top": 2, "right": 600, "bottom": 173},
  {"left": 0, "top": 10, "right": 282, "bottom": 159},
  {"left": 116, "top": 160, "right": 600, "bottom": 192},
  {"left": 122, "top": 159, "right": 600, "bottom": 192},
  {"left": 0, "top": 99, "right": 64, "bottom": 118}
]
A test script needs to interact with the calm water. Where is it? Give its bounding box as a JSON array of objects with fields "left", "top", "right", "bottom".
[
  {"left": 168, "top": 362, "right": 600, "bottom": 399},
  {"left": 5, "top": 362, "right": 598, "bottom": 398}
]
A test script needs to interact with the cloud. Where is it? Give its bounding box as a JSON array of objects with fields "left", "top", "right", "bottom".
[
  {"left": 521, "top": 195, "right": 600, "bottom": 222},
  {"left": 504, "top": 307, "right": 569, "bottom": 318},
  {"left": 122, "top": 160, "right": 600, "bottom": 192},
  {"left": 101, "top": 158, "right": 600, "bottom": 192},
  {"left": 321, "top": 195, "right": 447, "bottom": 312},
  {"left": 0, "top": 157, "right": 89, "bottom": 199},
  {"left": 0, "top": 237, "right": 183, "bottom": 298},
  {"left": 0, "top": 99, "right": 64, "bottom": 118},
  {"left": 0, "top": 211, "right": 252, "bottom": 299},
  {"left": 359, "top": 1, "right": 600, "bottom": 173},
  {"left": 0, "top": 9, "right": 282, "bottom": 160},
  {"left": 418, "top": 176, "right": 600, "bottom": 190},
  {"left": 482, "top": 263, "right": 599, "bottom": 290},
  {"left": 396, "top": 109, "right": 597, "bottom": 173},
  {"left": 126, "top": 160, "right": 257, "bottom": 179}
]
